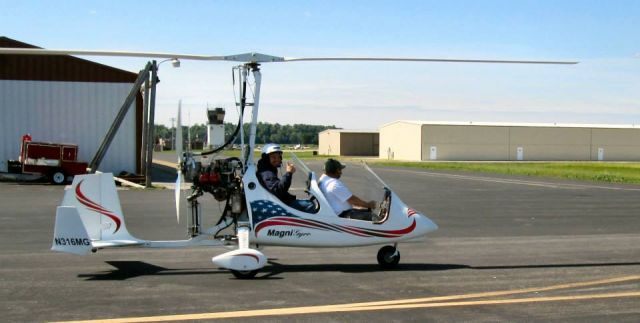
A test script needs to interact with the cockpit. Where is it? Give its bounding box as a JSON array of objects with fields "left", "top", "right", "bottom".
[{"left": 286, "top": 154, "right": 392, "bottom": 223}]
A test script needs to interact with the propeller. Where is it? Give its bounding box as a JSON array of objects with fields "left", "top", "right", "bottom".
[{"left": 175, "top": 100, "right": 183, "bottom": 223}]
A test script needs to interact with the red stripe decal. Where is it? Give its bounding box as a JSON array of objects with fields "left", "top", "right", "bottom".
[
  {"left": 75, "top": 182, "right": 108, "bottom": 212},
  {"left": 75, "top": 180, "right": 121, "bottom": 233}
]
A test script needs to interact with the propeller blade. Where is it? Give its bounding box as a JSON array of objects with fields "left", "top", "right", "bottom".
[
  {"left": 176, "top": 100, "right": 183, "bottom": 164},
  {"left": 175, "top": 171, "right": 182, "bottom": 223},
  {"left": 175, "top": 100, "right": 183, "bottom": 223}
]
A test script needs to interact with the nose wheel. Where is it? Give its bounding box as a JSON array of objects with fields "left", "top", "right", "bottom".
[
  {"left": 230, "top": 269, "right": 258, "bottom": 279},
  {"left": 377, "top": 245, "right": 400, "bottom": 269}
]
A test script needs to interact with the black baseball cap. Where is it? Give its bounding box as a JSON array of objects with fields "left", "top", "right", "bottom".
[{"left": 324, "top": 158, "right": 346, "bottom": 173}]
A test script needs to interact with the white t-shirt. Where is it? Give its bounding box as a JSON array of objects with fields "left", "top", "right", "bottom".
[{"left": 318, "top": 174, "right": 353, "bottom": 215}]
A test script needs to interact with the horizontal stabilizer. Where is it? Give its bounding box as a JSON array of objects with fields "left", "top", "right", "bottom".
[{"left": 92, "top": 240, "right": 144, "bottom": 248}]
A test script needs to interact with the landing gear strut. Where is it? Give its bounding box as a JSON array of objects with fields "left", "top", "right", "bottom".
[{"left": 377, "top": 245, "right": 400, "bottom": 269}]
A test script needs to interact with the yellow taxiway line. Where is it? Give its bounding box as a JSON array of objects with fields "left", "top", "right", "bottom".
[{"left": 51, "top": 275, "right": 640, "bottom": 323}]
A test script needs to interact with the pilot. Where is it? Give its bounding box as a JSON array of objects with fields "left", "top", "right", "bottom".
[
  {"left": 318, "top": 158, "right": 377, "bottom": 220},
  {"left": 257, "top": 143, "right": 315, "bottom": 212}
]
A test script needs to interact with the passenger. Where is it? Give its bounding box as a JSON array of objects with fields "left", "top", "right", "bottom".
[
  {"left": 318, "top": 158, "right": 377, "bottom": 220},
  {"left": 257, "top": 143, "right": 315, "bottom": 212}
]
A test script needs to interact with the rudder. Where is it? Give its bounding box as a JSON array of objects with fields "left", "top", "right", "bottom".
[{"left": 60, "top": 173, "right": 137, "bottom": 242}]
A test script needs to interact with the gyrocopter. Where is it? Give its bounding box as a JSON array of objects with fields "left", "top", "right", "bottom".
[{"left": 0, "top": 47, "right": 576, "bottom": 278}]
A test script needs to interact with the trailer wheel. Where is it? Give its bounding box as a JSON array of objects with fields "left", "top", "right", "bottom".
[{"left": 51, "top": 171, "right": 66, "bottom": 185}]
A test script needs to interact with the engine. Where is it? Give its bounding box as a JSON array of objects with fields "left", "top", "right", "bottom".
[
  {"left": 184, "top": 157, "right": 244, "bottom": 237},
  {"left": 191, "top": 157, "right": 243, "bottom": 202}
]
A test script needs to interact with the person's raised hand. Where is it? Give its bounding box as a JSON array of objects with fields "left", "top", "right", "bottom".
[{"left": 286, "top": 162, "right": 296, "bottom": 174}]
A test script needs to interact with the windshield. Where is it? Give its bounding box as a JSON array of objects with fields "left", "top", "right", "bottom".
[{"left": 285, "top": 154, "right": 388, "bottom": 203}]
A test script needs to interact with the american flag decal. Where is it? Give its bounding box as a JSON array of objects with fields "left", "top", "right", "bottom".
[
  {"left": 251, "top": 200, "right": 299, "bottom": 222},
  {"left": 407, "top": 208, "right": 417, "bottom": 217}
]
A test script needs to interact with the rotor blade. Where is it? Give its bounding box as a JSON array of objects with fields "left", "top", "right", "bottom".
[
  {"left": 0, "top": 47, "right": 227, "bottom": 61},
  {"left": 175, "top": 101, "right": 183, "bottom": 223},
  {"left": 0, "top": 48, "right": 284, "bottom": 63},
  {"left": 0, "top": 48, "right": 577, "bottom": 64},
  {"left": 282, "top": 57, "right": 578, "bottom": 65}
]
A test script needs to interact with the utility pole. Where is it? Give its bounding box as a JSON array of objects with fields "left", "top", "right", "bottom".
[{"left": 187, "top": 108, "right": 192, "bottom": 151}]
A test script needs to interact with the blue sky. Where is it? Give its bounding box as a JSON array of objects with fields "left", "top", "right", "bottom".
[{"left": 1, "top": 0, "right": 639, "bottom": 129}]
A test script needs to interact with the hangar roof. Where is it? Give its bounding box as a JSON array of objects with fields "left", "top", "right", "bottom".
[
  {"left": 381, "top": 120, "right": 640, "bottom": 129},
  {"left": 0, "top": 36, "right": 137, "bottom": 83}
]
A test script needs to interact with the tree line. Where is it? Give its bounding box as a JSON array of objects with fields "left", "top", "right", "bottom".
[{"left": 154, "top": 122, "right": 337, "bottom": 147}]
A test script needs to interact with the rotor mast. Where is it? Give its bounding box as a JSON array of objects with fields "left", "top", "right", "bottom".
[
  {"left": 234, "top": 61, "right": 263, "bottom": 167},
  {"left": 246, "top": 63, "right": 262, "bottom": 166}
]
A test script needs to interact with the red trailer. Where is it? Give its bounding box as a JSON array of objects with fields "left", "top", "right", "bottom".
[{"left": 9, "top": 134, "right": 88, "bottom": 184}]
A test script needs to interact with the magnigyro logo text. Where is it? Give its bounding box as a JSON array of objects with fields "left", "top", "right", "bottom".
[{"left": 266, "top": 229, "right": 310, "bottom": 238}]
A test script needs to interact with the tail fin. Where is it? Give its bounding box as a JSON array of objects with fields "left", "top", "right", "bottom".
[{"left": 53, "top": 173, "right": 141, "bottom": 254}]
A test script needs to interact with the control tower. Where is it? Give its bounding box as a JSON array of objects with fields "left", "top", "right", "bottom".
[{"left": 206, "top": 107, "right": 225, "bottom": 149}]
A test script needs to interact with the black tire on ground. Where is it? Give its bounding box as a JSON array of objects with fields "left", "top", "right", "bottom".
[
  {"left": 51, "top": 171, "right": 66, "bottom": 185},
  {"left": 230, "top": 270, "right": 258, "bottom": 279},
  {"left": 377, "top": 245, "right": 400, "bottom": 269}
]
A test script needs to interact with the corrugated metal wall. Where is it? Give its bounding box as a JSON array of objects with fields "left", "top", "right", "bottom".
[
  {"left": 379, "top": 122, "right": 422, "bottom": 160},
  {"left": 414, "top": 124, "right": 640, "bottom": 161},
  {"left": 0, "top": 80, "right": 136, "bottom": 173},
  {"left": 318, "top": 131, "right": 339, "bottom": 155}
]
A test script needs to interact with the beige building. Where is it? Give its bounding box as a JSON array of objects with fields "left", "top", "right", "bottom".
[
  {"left": 380, "top": 121, "right": 640, "bottom": 161},
  {"left": 319, "top": 130, "right": 379, "bottom": 156}
]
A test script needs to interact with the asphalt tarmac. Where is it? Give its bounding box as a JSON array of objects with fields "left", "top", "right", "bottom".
[{"left": 1, "top": 160, "right": 639, "bottom": 322}]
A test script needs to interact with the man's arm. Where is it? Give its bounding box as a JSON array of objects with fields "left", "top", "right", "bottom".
[{"left": 347, "top": 195, "right": 377, "bottom": 210}]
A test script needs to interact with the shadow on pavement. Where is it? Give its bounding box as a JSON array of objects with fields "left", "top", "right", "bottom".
[{"left": 77, "top": 260, "right": 640, "bottom": 281}]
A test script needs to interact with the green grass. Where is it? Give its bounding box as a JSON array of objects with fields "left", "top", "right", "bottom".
[{"left": 367, "top": 161, "right": 640, "bottom": 184}]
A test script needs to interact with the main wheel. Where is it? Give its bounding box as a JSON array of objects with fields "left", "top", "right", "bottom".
[
  {"left": 51, "top": 171, "right": 66, "bottom": 185},
  {"left": 377, "top": 245, "right": 400, "bottom": 269},
  {"left": 230, "top": 269, "right": 258, "bottom": 279}
]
